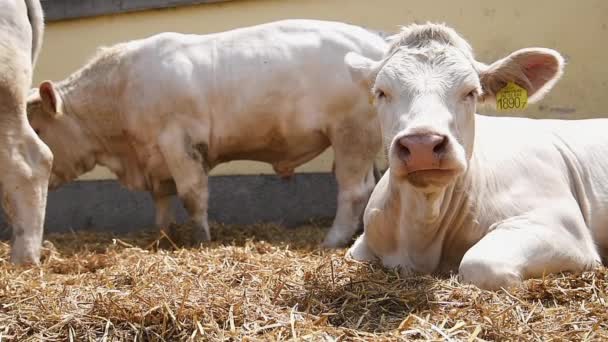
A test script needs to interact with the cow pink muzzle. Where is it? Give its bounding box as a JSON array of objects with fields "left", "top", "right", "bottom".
[{"left": 394, "top": 133, "right": 448, "bottom": 173}]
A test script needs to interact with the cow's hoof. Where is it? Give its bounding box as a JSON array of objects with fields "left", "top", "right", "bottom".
[
  {"left": 321, "top": 232, "right": 351, "bottom": 249},
  {"left": 191, "top": 228, "right": 211, "bottom": 246},
  {"left": 156, "top": 237, "right": 175, "bottom": 250},
  {"left": 9, "top": 250, "right": 40, "bottom": 266},
  {"left": 156, "top": 223, "right": 180, "bottom": 249},
  {"left": 9, "top": 238, "right": 41, "bottom": 265}
]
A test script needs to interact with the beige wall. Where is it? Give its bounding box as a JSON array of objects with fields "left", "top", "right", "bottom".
[{"left": 35, "top": 0, "right": 608, "bottom": 179}]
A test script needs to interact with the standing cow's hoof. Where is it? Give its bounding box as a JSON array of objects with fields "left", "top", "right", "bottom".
[
  {"left": 190, "top": 222, "right": 211, "bottom": 247},
  {"left": 155, "top": 223, "right": 180, "bottom": 249},
  {"left": 321, "top": 229, "right": 352, "bottom": 248},
  {"left": 157, "top": 232, "right": 177, "bottom": 250},
  {"left": 10, "top": 233, "right": 42, "bottom": 265},
  {"left": 156, "top": 238, "right": 174, "bottom": 250},
  {"left": 9, "top": 248, "right": 40, "bottom": 266}
]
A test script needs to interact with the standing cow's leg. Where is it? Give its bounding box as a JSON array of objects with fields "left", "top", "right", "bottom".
[
  {"left": 0, "top": 26, "right": 53, "bottom": 263},
  {"left": 181, "top": 177, "right": 210, "bottom": 243},
  {"left": 157, "top": 124, "right": 211, "bottom": 244},
  {"left": 152, "top": 180, "right": 177, "bottom": 237},
  {"left": 153, "top": 194, "right": 174, "bottom": 235},
  {"left": 323, "top": 116, "right": 382, "bottom": 247},
  {"left": 0, "top": 113, "right": 53, "bottom": 264},
  {"left": 459, "top": 202, "right": 600, "bottom": 290}
]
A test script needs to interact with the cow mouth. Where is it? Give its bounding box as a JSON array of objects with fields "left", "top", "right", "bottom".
[{"left": 406, "top": 169, "right": 458, "bottom": 188}]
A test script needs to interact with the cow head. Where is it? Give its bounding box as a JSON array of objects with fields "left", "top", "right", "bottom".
[
  {"left": 27, "top": 81, "right": 97, "bottom": 189},
  {"left": 346, "top": 23, "right": 564, "bottom": 192}
]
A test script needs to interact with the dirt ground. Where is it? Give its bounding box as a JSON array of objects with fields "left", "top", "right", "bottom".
[{"left": 0, "top": 223, "right": 607, "bottom": 341}]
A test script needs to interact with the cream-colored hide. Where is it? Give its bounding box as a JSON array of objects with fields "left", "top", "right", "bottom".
[
  {"left": 27, "top": 20, "right": 387, "bottom": 247},
  {"left": 346, "top": 23, "right": 606, "bottom": 290},
  {"left": 0, "top": 0, "right": 53, "bottom": 264}
]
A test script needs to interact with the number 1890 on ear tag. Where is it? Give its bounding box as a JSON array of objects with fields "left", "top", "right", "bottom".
[{"left": 496, "top": 82, "right": 528, "bottom": 111}]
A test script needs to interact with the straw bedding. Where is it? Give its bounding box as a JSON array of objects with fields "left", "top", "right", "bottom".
[{"left": 1, "top": 223, "right": 607, "bottom": 341}]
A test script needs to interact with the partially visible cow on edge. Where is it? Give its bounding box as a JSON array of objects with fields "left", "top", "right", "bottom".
[
  {"left": 26, "top": 20, "right": 387, "bottom": 247},
  {"left": 345, "top": 22, "right": 608, "bottom": 290},
  {"left": 0, "top": 0, "right": 53, "bottom": 264}
]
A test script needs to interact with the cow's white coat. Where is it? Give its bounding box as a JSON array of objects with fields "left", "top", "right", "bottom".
[
  {"left": 27, "top": 20, "right": 387, "bottom": 246},
  {"left": 0, "top": 0, "right": 53, "bottom": 264},
  {"left": 345, "top": 23, "right": 606, "bottom": 290}
]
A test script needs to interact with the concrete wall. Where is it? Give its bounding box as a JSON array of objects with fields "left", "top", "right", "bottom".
[
  {"left": 41, "top": 0, "right": 231, "bottom": 21},
  {"left": 34, "top": 0, "right": 608, "bottom": 180},
  {"left": 1, "top": 174, "right": 339, "bottom": 238}
]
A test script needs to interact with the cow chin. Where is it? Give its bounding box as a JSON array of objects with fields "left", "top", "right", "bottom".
[
  {"left": 390, "top": 158, "right": 465, "bottom": 190},
  {"left": 405, "top": 169, "right": 459, "bottom": 189}
]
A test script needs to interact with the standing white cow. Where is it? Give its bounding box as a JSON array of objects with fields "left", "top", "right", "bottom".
[
  {"left": 1, "top": 0, "right": 53, "bottom": 264},
  {"left": 345, "top": 23, "right": 608, "bottom": 290},
  {"left": 26, "top": 20, "right": 387, "bottom": 247}
]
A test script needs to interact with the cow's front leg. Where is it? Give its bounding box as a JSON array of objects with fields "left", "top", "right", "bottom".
[
  {"left": 152, "top": 193, "right": 177, "bottom": 250},
  {"left": 152, "top": 180, "right": 177, "bottom": 237},
  {"left": 0, "top": 125, "right": 53, "bottom": 264},
  {"left": 322, "top": 162, "right": 375, "bottom": 248},
  {"left": 323, "top": 118, "right": 381, "bottom": 248},
  {"left": 158, "top": 124, "right": 211, "bottom": 245},
  {"left": 154, "top": 194, "right": 174, "bottom": 234},
  {"left": 459, "top": 205, "right": 600, "bottom": 290},
  {"left": 181, "top": 174, "right": 210, "bottom": 243}
]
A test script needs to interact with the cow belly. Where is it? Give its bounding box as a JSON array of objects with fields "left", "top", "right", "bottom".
[
  {"left": 214, "top": 131, "right": 331, "bottom": 172},
  {"left": 144, "top": 147, "right": 172, "bottom": 180}
]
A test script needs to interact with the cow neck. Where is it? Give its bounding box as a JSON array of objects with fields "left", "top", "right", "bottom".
[
  {"left": 55, "top": 85, "right": 75, "bottom": 119},
  {"left": 397, "top": 165, "right": 474, "bottom": 244},
  {"left": 57, "top": 73, "right": 118, "bottom": 126},
  {"left": 55, "top": 82, "right": 105, "bottom": 157},
  {"left": 56, "top": 81, "right": 85, "bottom": 120}
]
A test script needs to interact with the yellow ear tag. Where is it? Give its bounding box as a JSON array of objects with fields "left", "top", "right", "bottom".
[
  {"left": 496, "top": 82, "right": 528, "bottom": 111},
  {"left": 368, "top": 92, "right": 376, "bottom": 106}
]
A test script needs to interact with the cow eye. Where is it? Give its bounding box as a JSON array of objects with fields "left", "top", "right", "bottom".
[{"left": 34, "top": 129, "right": 40, "bottom": 135}]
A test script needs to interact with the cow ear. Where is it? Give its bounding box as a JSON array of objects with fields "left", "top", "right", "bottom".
[
  {"left": 479, "top": 48, "right": 564, "bottom": 103},
  {"left": 39, "top": 81, "right": 63, "bottom": 117},
  {"left": 345, "top": 52, "right": 381, "bottom": 89}
]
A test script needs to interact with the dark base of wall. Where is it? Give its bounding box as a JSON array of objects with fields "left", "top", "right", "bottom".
[
  {"left": 0, "top": 173, "right": 337, "bottom": 239},
  {"left": 42, "top": 0, "right": 233, "bottom": 22}
]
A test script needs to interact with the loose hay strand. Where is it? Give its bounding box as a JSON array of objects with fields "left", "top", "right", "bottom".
[{"left": 0, "top": 222, "right": 607, "bottom": 341}]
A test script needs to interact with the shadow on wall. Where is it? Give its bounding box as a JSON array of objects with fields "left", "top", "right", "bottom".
[{"left": 0, "top": 173, "right": 339, "bottom": 239}]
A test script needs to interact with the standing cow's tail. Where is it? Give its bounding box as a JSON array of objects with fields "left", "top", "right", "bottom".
[{"left": 25, "top": 0, "right": 44, "bottom": 66}]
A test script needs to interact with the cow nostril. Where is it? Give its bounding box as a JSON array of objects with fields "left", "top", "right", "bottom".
[
  {"left": 396, "top": 139, "right": 411, "bottom": 160},
  {"left": 433, "top": 136, "right": 448, "bottom": 154}
]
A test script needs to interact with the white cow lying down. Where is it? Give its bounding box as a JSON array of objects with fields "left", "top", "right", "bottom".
[
  {"left": 345, "top": 23, "right": 608, "bottom": 290},
  {"left": 26, "top": 20, "right": 387, "bottom": 247},
  {"left": 1, "top": 0, "right": 53, "bottom": 264}
]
